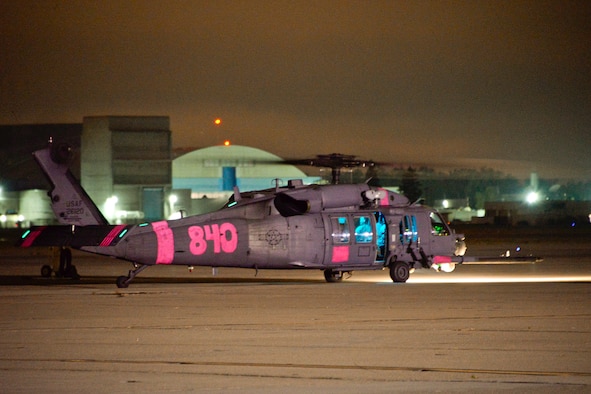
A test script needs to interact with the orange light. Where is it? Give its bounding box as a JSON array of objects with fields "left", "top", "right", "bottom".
[
  {"left": 224, "top": 140, "right": 231, "bottom": 146},
  {"left": 214, "top": 118, "right": 222, "bottom": 126}
]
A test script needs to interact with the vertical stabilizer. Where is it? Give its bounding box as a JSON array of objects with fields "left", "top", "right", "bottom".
[{"left": 34, "top": 143, "right": 108, "bottom": 226}]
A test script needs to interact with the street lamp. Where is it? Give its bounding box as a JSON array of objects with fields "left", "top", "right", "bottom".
[
  {"left": 526, "top": 191, "right": 539, "bottom": 205},
  {"left": 105, "top": 195, "right": 118, "bottom": 222},
  {"left": 168, "top": 194, "right": 181, "bottom": 220}
]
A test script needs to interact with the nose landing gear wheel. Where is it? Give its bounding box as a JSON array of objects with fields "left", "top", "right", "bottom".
[{"left": 390, "top": 261, "right": 410, "bottom": 283}]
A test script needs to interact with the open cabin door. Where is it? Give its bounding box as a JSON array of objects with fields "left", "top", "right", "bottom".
[{"left": 324, "top": 213, "right": 379, "bottom": 268}]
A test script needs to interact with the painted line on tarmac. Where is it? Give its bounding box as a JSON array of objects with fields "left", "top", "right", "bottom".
[{"left": 2, "top": 357, "right": 591, "bottom": 378}]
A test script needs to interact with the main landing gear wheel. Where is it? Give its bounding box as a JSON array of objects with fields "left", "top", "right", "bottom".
[
  {"left": 323, "top": 269, "right": 343, "bottom": 283},
  {"left": 41, "top": 265, "right": 53, "bottom": 278},
  {"left": 390, "top": 261, "right": 410, "bottom": 283}
]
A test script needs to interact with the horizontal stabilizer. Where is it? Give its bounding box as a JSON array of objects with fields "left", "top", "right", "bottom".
[{"left": 19, "top": 225, "right": 131, "bottom": 248}]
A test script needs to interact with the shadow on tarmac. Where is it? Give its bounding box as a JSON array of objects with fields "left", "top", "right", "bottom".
[{"left": 0, "top": 274, "right": 326, "bottom": 287}]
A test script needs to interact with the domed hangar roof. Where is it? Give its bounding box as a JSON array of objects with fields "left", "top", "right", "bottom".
[{"left": 172, "top": 144, "right": 319, "bottom": 193}]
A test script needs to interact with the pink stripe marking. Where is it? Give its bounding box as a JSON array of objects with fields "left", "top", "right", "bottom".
[
  {"left": 379, "top": 189, "right": 390, "bottom": 206},
  {"left": 21, "top": 227, "right": 46, "bottom": 248},
  {"left": 331, "top": 245, "right": 350, "bottom": 263},
  {"left": 433, "top": 255, "right": 452, "bottom": 264},
  {"left": 99, "top": 225, "right": 127, "bottom": 246},
  {"left": 152, "top": 221, "right": 174, "bottom": 264}
]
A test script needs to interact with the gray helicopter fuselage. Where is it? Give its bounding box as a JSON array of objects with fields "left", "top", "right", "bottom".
[{"left": 82, "top": 191, "right": 462, "bottom": 272}]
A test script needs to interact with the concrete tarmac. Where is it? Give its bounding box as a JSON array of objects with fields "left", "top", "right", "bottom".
[{"left": 1, "top": 229, "right": 590, "bottom": 393}]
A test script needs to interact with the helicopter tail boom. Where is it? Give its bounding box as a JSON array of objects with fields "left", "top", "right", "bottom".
[{"left": 18, "top": 224, "right": 131, "bottom": 248}]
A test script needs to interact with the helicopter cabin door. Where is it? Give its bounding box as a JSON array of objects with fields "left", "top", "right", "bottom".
[
  {"left": 397, "top": 212, "right": 434, "bottom": 261},
  {"left": 399, "top": 214, "right": 420, "bottom": 258},
  {"left": 325, "top": 214, "right": 377, "bottom": 267}
]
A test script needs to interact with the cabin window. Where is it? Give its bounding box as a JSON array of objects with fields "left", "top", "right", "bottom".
[
  {"left": 400, "top": 215, "right": 418, "bottom": 244},
  {"left": 331, "top": 216, "right": 350, "bottom": 244},
  {"left": 354, "top": 216, "right": 373, "bottom": 243}
]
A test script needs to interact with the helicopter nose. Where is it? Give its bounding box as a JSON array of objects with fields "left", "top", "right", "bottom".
[{"left": 455, "top": 237, "right": 467, "bottom": 256}]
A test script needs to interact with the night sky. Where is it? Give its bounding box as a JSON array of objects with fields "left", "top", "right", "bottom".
[{"left": 1, "top": 1, "right": 590, "bottom": 180}]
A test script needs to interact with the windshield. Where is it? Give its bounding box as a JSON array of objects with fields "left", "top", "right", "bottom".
[{"left": 430, "top": 211, "right": 450, "bottom": 236}]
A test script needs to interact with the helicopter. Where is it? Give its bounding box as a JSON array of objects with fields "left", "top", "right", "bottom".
[{"left": 19, "top": 143, "right": 484, "bottom": 288}]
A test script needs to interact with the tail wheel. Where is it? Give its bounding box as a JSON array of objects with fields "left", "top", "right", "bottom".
[
  {"left": 116, "top": 276, "right": 130, "bottom": 288},
  {"left": 41, "top": 265, "right": 53, "bottom": 278},
  {"left": 389, "top": 261, "right": 410, "bottom": 283},
  {"left": 323, "top": 269, "right": 343, "bottom": 283}
]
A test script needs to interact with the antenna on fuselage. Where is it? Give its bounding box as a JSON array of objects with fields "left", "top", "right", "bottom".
[
  {"left": 232, "top": 186, "right": 242, "bottom": 202},
  {"left": 273, "top": 178, "right": 283, "bottom": 191}
]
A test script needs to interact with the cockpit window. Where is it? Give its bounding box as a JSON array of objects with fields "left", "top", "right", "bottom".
[{"left": 430, "top": 212, "right": 450, "bottom": 236}]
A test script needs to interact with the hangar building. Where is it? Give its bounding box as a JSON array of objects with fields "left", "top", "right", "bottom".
[
  {"left": 81, "top": 116, "right": 172, "bottom": 223},
  {"left": 172, "top": 145, "right": 319, "bottom": 215}
]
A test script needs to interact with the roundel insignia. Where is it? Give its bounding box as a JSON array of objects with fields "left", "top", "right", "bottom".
[{"left": 265, "top": 229, "right": 282, "bottom": 246}]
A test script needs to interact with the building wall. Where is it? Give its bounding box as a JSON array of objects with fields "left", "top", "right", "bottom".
[
  {"left": 81, "top": 117, "right": 113, "bottom": 216},
  {"left": 484, "top": 200, "right": 591, "bottom": 226},
  {"left": 81, "top": 116, "right": 172, "bottom": 223},
  {"left": 19, "top": 189, "right": 54, "bottom": 226}
]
